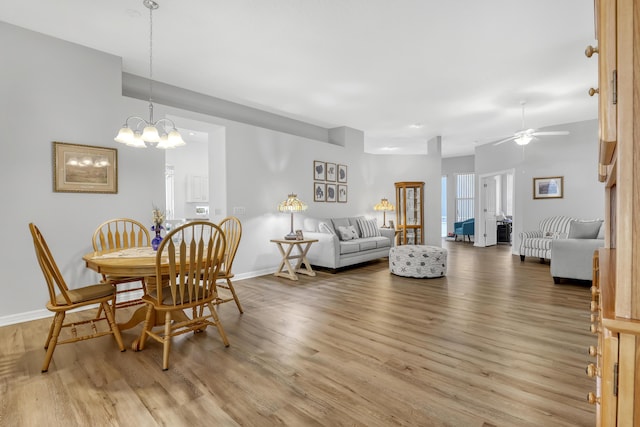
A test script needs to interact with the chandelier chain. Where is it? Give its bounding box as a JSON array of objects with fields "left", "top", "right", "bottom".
[{"left": 148, "top": 2, "right": 154, "bottom": 122}]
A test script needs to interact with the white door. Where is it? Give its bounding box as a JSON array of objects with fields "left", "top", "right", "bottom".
[{"left": 483, "top": 177, "right": 498, "bottom": 246}]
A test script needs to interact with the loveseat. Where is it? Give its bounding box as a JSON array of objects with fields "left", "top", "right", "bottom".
[
  {"left": 302, "top": 216, "right": 395, "bottom": 269},
  {"left": 519, "top": 216, "right": 576, "bottom": 262},
  {"left": 550, "top": 219, "right": 604, "bottom": 283}
]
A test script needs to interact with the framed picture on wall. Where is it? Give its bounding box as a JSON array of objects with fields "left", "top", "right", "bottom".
[
  {"left": 533, "top": 176, "right": 563, "bottom": 199},
  {"left": 314, "top": 182, "right": 325, "bottom": 202},
  {"left": 338, "top": 184, "right": 348, "bottom": 203},
  {"left": 313, "top": 161, "right": 325, "bottom": 181},
  {"left": 338, "top": 164, "right": 348, "bottom": 183},
  {"left": 53, "top": 141, "right": 117, "bottom": 193},
  {"left": 326, "top": 162, "right": 337, "bottom": 181},
  {"left": 326, "top": 184, "right": 337, "bottom": 202}
]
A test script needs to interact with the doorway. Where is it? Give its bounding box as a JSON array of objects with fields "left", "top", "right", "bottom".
[{"left": 477, "top": 169, "right": 514, "bottom": 247}]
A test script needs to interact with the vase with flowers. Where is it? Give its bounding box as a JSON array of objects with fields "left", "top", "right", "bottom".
[{"left": 151, "top": 206, "right": 165, "bottom": 250}]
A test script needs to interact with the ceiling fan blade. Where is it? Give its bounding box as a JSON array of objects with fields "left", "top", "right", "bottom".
[
  {"left": 531, "top": 131, "right": 570, "bottom": 136},
  {"left": 493, "top": 136, "right": 516, "bottom": 146}
]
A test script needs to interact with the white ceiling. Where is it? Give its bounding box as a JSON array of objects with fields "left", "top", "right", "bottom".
[{"left": 0, "top": 0, "right": 598, "bottom": 157}]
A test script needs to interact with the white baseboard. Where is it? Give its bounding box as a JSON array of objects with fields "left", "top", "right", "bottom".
[{"left": 0, "top": 269, "right": 273, "bottom": 327}]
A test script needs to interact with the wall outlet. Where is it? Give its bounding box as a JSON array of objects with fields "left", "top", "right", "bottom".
[{"left": 233, "top": 207, "right": 246, "bottom": 215}]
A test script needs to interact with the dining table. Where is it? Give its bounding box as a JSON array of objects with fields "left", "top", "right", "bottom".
[{"left": 82, "top": 246, "right": 183, "bottom": 333}]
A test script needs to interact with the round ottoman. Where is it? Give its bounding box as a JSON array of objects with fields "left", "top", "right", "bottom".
[{"left": 389, "top": 245, "right": 447, "bottom": 278}]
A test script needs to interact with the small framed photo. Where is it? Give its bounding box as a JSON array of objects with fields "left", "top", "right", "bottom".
[
  {"left": 53, "top": 141, "right": 117, "bottom": 193},
  {"left": 338, "top": 164, "right": 348, "bottom": 183},
  {"left": 314, "top": 182, "right": 326, "bottom": 202},
  {"left": 313, "top": 161, "right": 326, "bottom": 181},
  {"left": 388, "top": 220, "right": 395, "bottom": 229},
  {"left": 326, "top": 162, "right": 337, "bottom": 181},
  {"left": 326, "top": 184, "right": 337, "bottom": 202},
  {"left": 337, "top": 184, "right": 348, "bottom": 203},
  {"left": 295, "top": 229, "right": 304, "bottom": 240},
  {"left": 533, "top": 176, "right": 563, "bottom": 199}
]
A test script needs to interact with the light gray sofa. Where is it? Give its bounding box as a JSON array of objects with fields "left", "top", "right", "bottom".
[
  {"left": 302, "top": 216, "right": 395, "bottom": 269},
  {"left": 550, "top": 219, "right": 604, "bottom": 283}
]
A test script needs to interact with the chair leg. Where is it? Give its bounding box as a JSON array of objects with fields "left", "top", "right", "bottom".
[
  {"left": 42, "top": 312, "right": 65, "bottom": 373},
  {"left": 102, "top": 301, "right": 125, "bottom": 352},
  {"left": 136, "top": 305, "right": 155, "bottom": 351},
  {"left": 226, "top": 279, "right": 244, "bottom": 313},
  {"left": 44, "top": 315, "right": 56, "bottom": 350},
  {"left": 208, "top": 302, "right": 229, "bottom": 347},
  {"left": 162, "top": 311, "right": 172, "bottom": 371}
]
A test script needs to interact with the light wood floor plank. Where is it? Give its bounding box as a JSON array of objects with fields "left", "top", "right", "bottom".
[{"left": 0, "top": 241, "right": 596, "bottom": 426}]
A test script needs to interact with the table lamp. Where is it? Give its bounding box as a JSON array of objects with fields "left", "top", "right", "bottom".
[
  {"left": 373, "top": 198, "right": 395, "bottom": 228},
  {"left": 278, "top": 193, "right": 308, "bottom": 240}
]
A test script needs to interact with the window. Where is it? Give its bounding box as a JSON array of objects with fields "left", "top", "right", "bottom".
[{"left": 455, "top": 173, "right": 475, "bottom": 221}]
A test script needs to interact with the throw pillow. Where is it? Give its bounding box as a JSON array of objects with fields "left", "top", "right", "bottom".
[
  {"left": 319, "top": 222, "right": 335, "bottom": 235},
  {"left": 597, "top": 222, "right": 605, "bottom": 239},
  {"left": 568, "top": 220, "right": 602, "bottom": 239},
  {"left": 357, "top": 218, "right": 381, "bottom": 238},
  {"left": 337, "top": 225, "right": 358, "bottom": 241}
]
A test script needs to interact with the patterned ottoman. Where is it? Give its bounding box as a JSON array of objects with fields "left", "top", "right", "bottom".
[{"left": 389, "top": 245, "right": 447, "bottom": 278}]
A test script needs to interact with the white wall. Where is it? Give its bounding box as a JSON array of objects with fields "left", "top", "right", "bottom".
[
  {"left": 475, "top": 119, "right": 603, "bottom": 253},
  {"left": 0, "top": 22, "right": 442, "bottom": 323},
  {"left": 165, "top": 136, "right": 209, "bottom": 219},
  {"left": 1, "top": 22, "right": 165, "bottom": 322}
]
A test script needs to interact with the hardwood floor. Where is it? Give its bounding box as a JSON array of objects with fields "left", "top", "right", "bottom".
[{"left": 0, "top": 241, "right": 596, "bottom": 426}]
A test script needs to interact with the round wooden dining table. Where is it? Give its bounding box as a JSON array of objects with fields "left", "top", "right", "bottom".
[{"left": 83, "top": 247, "right": 177, "bottom": 334}]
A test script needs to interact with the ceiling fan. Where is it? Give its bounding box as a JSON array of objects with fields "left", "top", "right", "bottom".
[{"left": 494, "top": 101, "right": 569, "bottom": 146}]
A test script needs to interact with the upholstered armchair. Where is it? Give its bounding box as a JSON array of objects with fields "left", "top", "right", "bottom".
[
  {"left": 453, "top": 218, "right": 474, "bottom": 242},
  {"left": 519, "top": 216, "right": 576, "bottom": 262}
]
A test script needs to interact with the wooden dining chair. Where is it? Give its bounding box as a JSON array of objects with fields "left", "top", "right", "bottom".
[
  {"left": 92, "top": 218, "right": 151, "bottom": 313},
  {"left": 133, "top": 221, "right": 229, "bottom": 370},
  {"left": 28, "top": 223, "right": 125, "bottom": 372},
  {"left": 215, "top": 216, "right": 243, "bottom": 313}
]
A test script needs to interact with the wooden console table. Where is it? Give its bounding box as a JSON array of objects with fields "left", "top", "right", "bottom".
[{"left": 270, "top": 238, "right": 318, "bottom": 281}]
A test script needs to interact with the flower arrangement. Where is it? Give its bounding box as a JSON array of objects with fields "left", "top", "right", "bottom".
[{"left": 151, "top": 206, "right": 164, "bottom": 232}]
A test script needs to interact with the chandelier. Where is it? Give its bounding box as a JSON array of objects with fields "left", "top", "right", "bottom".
[{"left": 114, "top": 0, "right": 185, "bottom": 149}]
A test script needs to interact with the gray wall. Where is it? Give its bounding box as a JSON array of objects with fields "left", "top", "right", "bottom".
[
  {"left": 475, "top": 119, "right": 603, "bottom": 252},
  {"left": 0, "top": 22, "right": 442, "bottom": 324}
]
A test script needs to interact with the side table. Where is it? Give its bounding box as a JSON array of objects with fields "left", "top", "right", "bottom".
[{"left": 270, "top": 238, "right": 318, "bottom": 281}]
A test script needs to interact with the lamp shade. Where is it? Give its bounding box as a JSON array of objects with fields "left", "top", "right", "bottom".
[
  {"left": 278, "top": 193, "right": 308, "bottom": 213},
  {"left": 373, "top": 198, "right": 395, "bottom": 211},
  {"left": 278, "top": 193, "right": 307, "bottom": 240}
]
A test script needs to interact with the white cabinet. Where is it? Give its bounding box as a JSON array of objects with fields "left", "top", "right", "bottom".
[{"left": 186, "top": 175, "right": 209, "bottom": 202}]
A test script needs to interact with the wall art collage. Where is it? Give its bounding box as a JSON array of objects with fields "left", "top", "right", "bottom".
[{"left": 313, "top": 160, "right": 347, "bottom": 203}]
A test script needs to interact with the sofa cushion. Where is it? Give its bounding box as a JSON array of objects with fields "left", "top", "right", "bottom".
[
  {"left": 357, "top": 218, "right": 381, "bottom": 238},
  {"left": 332, "top": 218, "right": 351, "bottom": 235},
  {"left": 358, "top": 239, "right": 378, "bottom": 251},
  {"left": 597, "top": 222, "right": 605, "bottom": 239},
  {"left": 339, "top": 240, "right": 361, "bottom": 254},
  {"left": 337, "top": 225, "right": 358, "bottom": 241},
  {"left": 568, "top": 220, "right": 603, "bottom": 239}
]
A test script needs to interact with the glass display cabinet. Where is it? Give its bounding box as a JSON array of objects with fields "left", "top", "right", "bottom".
[{"left": 395, "top": 181, "right": 424, "bottom": 245}]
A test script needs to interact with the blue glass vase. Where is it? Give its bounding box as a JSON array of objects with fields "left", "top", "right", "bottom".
[{"left": 151, "top": 225, "right": 163, "bottom": 250}]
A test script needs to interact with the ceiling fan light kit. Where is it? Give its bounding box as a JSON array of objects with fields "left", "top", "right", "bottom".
[{"left": 493, "top": 101, "right": 569, "bottom": 146}]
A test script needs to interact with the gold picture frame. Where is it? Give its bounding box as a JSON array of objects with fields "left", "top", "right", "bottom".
[
  {"left": 53, "top": 142, "right": 118, "bottom": 193},
  {"left": 533, "top": 176, "right": 563, "bottom": 199}
]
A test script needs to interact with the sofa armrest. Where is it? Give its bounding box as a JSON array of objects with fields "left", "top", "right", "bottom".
[
  {"left": 304, "top": 231, "right": 340, "bottom": 268},
  {"left": 550, "top": 238, "right": 604, "bottom": 281},
  {"left": 520, "top": 230, "right": 543, "bottom": 239},
  {"left": 379, "top": 228, "right": 396, "bottom": 245}
]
